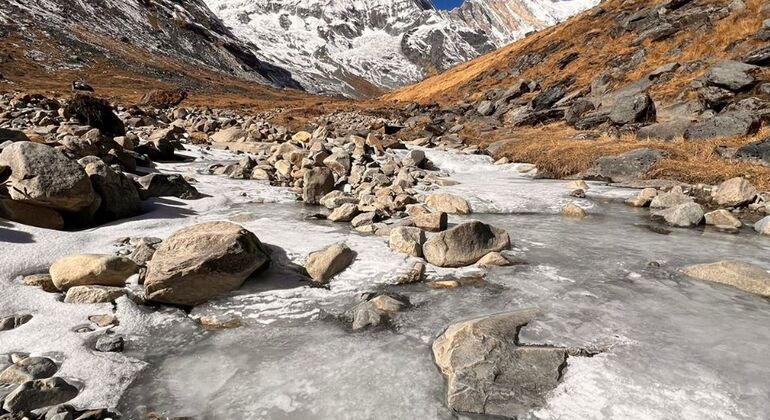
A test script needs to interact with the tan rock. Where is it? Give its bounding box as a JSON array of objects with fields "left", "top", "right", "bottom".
[
  {"left": 683, "top": 260, "right": 770, "bottom": 297},
  {"left": 304, "top": 243, "right": 356, "bottom": 284},
  {"left": 713, "top": 177, "right": 757, "bottom": 207},
  {"left": 291, "top": 131, "right": 312, "bottom": 142},
  {"left": 144, "top": 222, "right": 270, "bottom": 306},
  {"left": 423, "top": 221, "right": 510, "bottom": 267},
  {"left": 388, "top": 227, "right": 426, "bottom": 257},
  {"left": 394, "top": 262, "right": 425, "bottom": 285},
  {"left": 22, "top": 273, "right": 57, "bottom": 293},
  {"left": 704, "top": 209, "right": 742, "bottom": 229},
  {"left": 0, "top": 199, "right": 64, "bottom": 230},
  {"left": 413, "top": 211, "right": 447, "bottom": 232},
  {"left": 50, "top": 254, "right": 139, "bottom": 291},
  {"left": 625, "top": 188, "right": 658, "bottom": 207},
  {"left": 426, "top": 280, "right": 461, "bottom": 289},
  {"left": 425, "top": 193, "right": 471, "bottom": 214},
  {"left": 477, "top": 252, "right": 511, "bottom": 267},
  {"left": 560, "top": 202, "right": 586, "bottom": 218},
  {"left": 567, "top": 180, "right": 589, "bottom": 191},
  {"left": 64, "top": 285, "right": 125, "bottom": 304}
]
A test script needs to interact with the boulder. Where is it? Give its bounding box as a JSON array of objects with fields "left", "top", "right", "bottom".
[
  {"left": 388, "top": 226, "right": 426, "bottom": 257},
  {"left": 0, "top": 142, "right": 97, "bottom": 212},
  {"left": 704, "top": 209, "right": 742, "bottom": 229},
  {"left": 636, "top": 120, "right": 691, "bottom": 141},
  {"left": 652, "top": 202, "right": 704, "bottom": 227},
  {"left": 625, "top": 188, "right": 658, "bottom": 207},
  {"left": 735, "top": 137, "right": 770, "bottom": 164},
  {"left": 712, "top": 177, "right": 757, "bottom": 207},
  {"left": 433, "top": 310, "right": 568, "bottom": 417},
  {"left": 136, "top": 173, "right": 201, "bottom": 200},
  {"left": 413, "top": 211, "right": 447, "bottom": 232},
  {"left": 3, "top": 377, "right": 78, "bottom": 412},
  {"left": 80, "top": 157, "right": 141, "bottom": 221},
  {"left": 423, "top": 221, "right": 510, "bottom": 267},
  {"left": 319, "top": 191, "right": 357, "bottom": 209},
  {"left": 64, "top": 285, "right": 126, "bottom": 304},
  {"left": 64, "top": 94, "right": 125, "bottom": 137},
  {"left": 401, "top": 150, "right": 426, "bottom": 168},
  {"left": 304, "top": 243, "right": 356, "bottom": 284},
  {"left": 754, "top": 216, "right": 770, "bottom": 236},
  {"left": 704, "top": 60, "right": 758, "bottom": 91},
  {"left": 347, "top": 294, "right": 408, "bottom": 330},
  {"left": 323, "top": 152, "right": 351, "bottom": 178},
  {"left": 684, "top": 112, "right": 760, "bottom": 140},
  {"left": 683, "top": 260, "right": 770, "bottom": 297},
  {"left": 609, "top": 93, "right": 656, "bottom": 125},
  {"left": 560, "top": 202, "right": 586, "bottom": 218},
  {"left": 425, "top": 193, "right": 471, "bottom": 214},
  {"left": 144, "top": 222, "right": 270, "bottom": 305},
  {"left": 650, "top": 186, "right": 692, "bottom": 209},
  {"left": 50, "top": 254, "right": 139, "bottom": 291},
  {"left": 584, "top": 149, "right": 665, "bottom": 183},
  {"left": 0, "top": 357, "right": 57, "bottom": 384},
  {"left": 0, "top": 128, "right": 29, "bottom": 142},
  {"left": 302, "top": 167, "right": 335, "bottom": 204},
  {"left": 0, "top": 199, "right": 64, "bottom": 230}
]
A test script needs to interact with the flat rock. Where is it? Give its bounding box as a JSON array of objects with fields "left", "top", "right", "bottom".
[
  {"left": 704, "top": 209, "right": 742, "bottom": 229},
  {"left": 584, "top": 149, "right": 666, "bottom": 183},
  {"left": 684, "top": 112, "right": 760, "bottom": 140},
  {"left": 704, "top": 60, "right": 758, "bottom": 91},
  {"left": 64, "top": 285, "right": 125, "bottom": 304},
  {"left": 425, "top": 193, "right": 471, "bottom": 214},
  {"left": 683, "top": 260, "right": 770, "bottom": 297},
  {"left": 50, "top": 254, "right": 138, "bottom": 291},
  {"left": 2, "top": 377, "right": 78, "bottom": 413},
  {"left": 433, "top": 310, "right": 568, "bottom": 417}
]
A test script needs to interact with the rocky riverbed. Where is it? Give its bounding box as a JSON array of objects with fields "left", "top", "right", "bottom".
[{"left": 1, "top": 92, "right": 770, "bottom": 419}]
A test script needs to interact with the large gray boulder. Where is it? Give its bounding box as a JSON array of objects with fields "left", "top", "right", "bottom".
[
  {"left": 0, "top": 142, "right": 97, "bottom": 212},
  {"left": 704, "top": 60, "right": 759, "bottom": 91},
  {"left": 652, "top": 202, "right": 704, "bottom": 227},
  {"left": 584, "top": 149, "right": 666, "bottom": 183},
  {"left": 423, "top": 221, "right": 510, "bottom": 267},
  {"left": 79, "top": 157, "right": 141, "bottom": 221},
  {"left": 144, "top": 222, "right": 270, "bottom": 305},
  {"left": 683, "top": 260, "right": 770, "bottom": 297},
  {"left": 735, "top": 137, "right": 770, "bottom": 164},
  {"left": 609, "top": 93, "right": 656, "bottom": 125},
  {"left": 684, "top": 112, "right": 760, "bottom": 140},
  {"left": 137, "top": 173, "right": 201, "bottom": 200},
  {"left": 433, "top": 310, "right": 569, "bottom": 417}
]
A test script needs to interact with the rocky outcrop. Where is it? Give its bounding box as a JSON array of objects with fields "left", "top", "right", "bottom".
[{"left": 144, "top": 222, "right": 271, "bottom": 305}]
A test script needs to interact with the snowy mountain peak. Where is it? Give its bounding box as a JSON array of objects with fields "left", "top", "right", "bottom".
[{"left": 206, "top": 0, "right": 598, "bottom": 97}]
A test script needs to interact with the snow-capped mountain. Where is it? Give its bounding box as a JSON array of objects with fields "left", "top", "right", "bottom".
[
  {"left": 205, "top": 0, "right": 599, "bottom": 97},
  {"left": 0, "top": 0, "right": 301, "bottom": 89}
]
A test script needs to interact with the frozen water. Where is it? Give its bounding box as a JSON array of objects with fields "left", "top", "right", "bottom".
[{"left": 1, "top": 145, "right": 769, "bottom": 418}]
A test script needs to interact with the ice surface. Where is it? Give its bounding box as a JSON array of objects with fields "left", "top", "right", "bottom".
[{"left": 2, "top": 145, "right": 770, "bottom": 418}]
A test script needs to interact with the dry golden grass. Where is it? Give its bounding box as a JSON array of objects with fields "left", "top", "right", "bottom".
[{"left": 467, "top": 125, "right": 770, "bottom": 189}]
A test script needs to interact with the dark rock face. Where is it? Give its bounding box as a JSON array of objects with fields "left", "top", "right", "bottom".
[
  {"left": 609, "top": 93, "right": 656, "bottom": 125},
  {"left": 585, "top": 148, "right": 667, "bottom": 183},
  {"left": 433, "top": 310, "right": 571, "bottom": 417},
  {"left": 136, "top": 174, "right": 201, "bottom": 200},
  {"left": 531, "top": 85, "right": 567, "bottom": 111},
  {"left": 138, "top": 90, "right": 188, "bottom": 109},
  {"left": 703, "top": 60, "right": 759, "bottom": 91},
  {"left": 735, "top": 137, "right": 770, "bottom": 164},
  {"left": 636, "top": 120, "right": 691, "bottom": 141},
  {"left": 684, "top": 112, "right": 761, "bottom": 140},
  {"left": 63, "top": 95, "right": 125, "bottom": 138}
]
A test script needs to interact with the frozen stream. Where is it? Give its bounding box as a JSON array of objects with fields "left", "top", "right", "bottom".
[{"left": 1, "top": 146, "right": 769, "bottom": 419}]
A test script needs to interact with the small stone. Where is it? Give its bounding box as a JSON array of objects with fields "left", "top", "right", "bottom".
[
  {"left": 0, "top": 314, "right": 32, "bottom": 331},
  {"left": 560, "top": 202, "right": 586, "bottom": 218},
  {"left": 426, "top": 280, "right": 461, "bottom": 289},
  {"left": 567, "top": 180, "right": 589, "bottom": 190},
  {"left": 327, "top": 203, "right": 359, "bottom": 222},
  {"left": 477, "top": 252, "right": 511, "bottom": 267},
  {"left": 94, "top": 335, "right": 124, "bottom": 352},
  {"left": 394, "top": 262, "right": 425, "bottom": 285},
  {"left": 625, "top": 188, "right": 658, "bottom": 207},
  {"left": 22, "top": 273, "right": 57, "bottom": 293},
  {"left": 88, "top": 314, "right": 116, "bottom": 327},
  {"left": 64, "top": 286, "right": 125, "bottom": 304},
  {"left": 196, "top": 313, "right": 242, "bottom": 330}
]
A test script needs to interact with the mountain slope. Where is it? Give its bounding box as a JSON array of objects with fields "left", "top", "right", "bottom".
[
  {"left": 205, "top": 0, "right": 597, "bottom": 97},
  {"left": 0, "top": 0, "right": 302, "bottom": 92}
]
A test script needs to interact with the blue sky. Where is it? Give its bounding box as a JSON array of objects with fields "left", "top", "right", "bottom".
[{"left": 433, "top": 0, "right": 464, "bottom": 9}]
